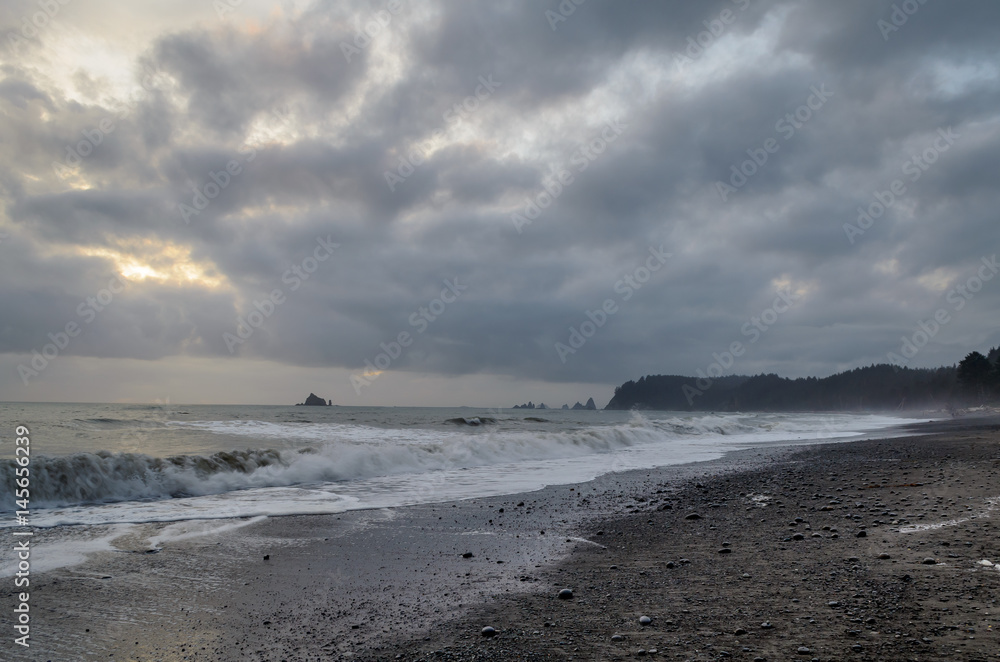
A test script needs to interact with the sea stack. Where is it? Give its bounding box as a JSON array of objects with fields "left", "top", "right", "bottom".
[{"left": 297, "top": 393, "right": 331, "bottom": 406}]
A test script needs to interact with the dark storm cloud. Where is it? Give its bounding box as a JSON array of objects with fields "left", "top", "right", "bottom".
[{"left": 1, "top": 0, "right": 999, "bottom": 400}]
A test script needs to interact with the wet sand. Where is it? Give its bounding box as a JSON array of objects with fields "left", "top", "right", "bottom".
[{"left": 3, "top": 418, "right": 999, "bottom": 661}]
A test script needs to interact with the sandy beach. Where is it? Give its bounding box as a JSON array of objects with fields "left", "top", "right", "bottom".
[{"left": 4, "top": 418, "right": 1000, "bottom": 661}]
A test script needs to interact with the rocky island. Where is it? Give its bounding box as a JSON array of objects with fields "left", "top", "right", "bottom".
[{"left": 295, "top": 393, "right": 332, "bottom": 406}]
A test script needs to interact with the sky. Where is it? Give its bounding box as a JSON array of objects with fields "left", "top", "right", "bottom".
[{"left": 0, "top": 0, "right": 998, "bottom": 406}]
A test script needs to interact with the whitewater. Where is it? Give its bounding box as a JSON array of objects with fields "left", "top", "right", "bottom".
[{"left": 0, "top": 403, "right": 920, "bottom": 530}]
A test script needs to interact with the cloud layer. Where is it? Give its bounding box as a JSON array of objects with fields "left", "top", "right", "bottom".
[{"left": 1, "top": 0, "right": 999, "bottom": 404}]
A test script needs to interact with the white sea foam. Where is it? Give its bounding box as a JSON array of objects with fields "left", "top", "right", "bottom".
[{"left": 0, "top": 411, "right": 911, "bottom": 528}]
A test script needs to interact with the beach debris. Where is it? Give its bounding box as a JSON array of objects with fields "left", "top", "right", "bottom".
[
  {"left": 558, "top": 588, "right": 574, "bottom": 599},
  {"left": 978, "top": 559, "right": 994, "bottom": 566},
  {"left": 684, "top": 513, "right": 702, "bottom": 520},
  {"left": 639, "top": 615, "right": 652, "bottom": 625},
  {"left": 481, "top": 626, "right": 496, "bottom": 637},
  {"left": 263, "top": 554, "right": 270, "bottom": 561},
  {"left": 922, "top": 557, "right": 937, "bottom": 565}
]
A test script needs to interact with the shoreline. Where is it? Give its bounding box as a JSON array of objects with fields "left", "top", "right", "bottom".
[{"left": 2, "top": 417, "right": 998, "bottom": 660}]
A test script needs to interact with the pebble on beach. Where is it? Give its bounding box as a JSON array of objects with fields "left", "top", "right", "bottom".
[
  {"left": 481, "top": 626, "right": 496, "bottom": 637},
  {"left": 639, "top": 615, "right": 652, "bottom": 625},
  {"left": 558, "top": 588, "right": 574, "bottom": 599}
]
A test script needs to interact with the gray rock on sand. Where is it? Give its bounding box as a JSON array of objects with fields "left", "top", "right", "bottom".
[
  {"left": 639, "top": 615, "right": 652, "bottom": 625},
  {"left": 481, "top": 626, "right": 496, "bottom": 637},
  {"left": 611, "top": 634, "right": 624, "bottom": 642},
  {"left": 558, "top": 588, "right": 574, "bottom": 599},
  {"left": 684, "top": 513, "right": 702, "bottom": 520},
  {"left": 797, "top": 646, "right": 812, "bottom": 654},
  {"left": 922, "top": 557, "right": 937, "bottom": 565},
  {"left": 878, "top": 553, "right": 891, "bottom": 559}
]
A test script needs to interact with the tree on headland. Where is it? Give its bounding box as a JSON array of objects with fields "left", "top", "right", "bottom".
[{"left": 957, "top": 351, "right": 993, "bottom": 401}]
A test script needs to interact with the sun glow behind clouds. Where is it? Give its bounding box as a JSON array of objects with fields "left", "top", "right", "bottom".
[{"left": 75, "top": 242, "right": 229, "bottom": 289}]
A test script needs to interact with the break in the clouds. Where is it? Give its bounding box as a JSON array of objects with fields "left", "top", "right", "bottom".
[{"left": 0, "top": 0, "right": 998, "bottom": 405}]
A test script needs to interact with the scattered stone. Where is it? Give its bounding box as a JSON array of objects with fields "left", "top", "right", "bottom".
[
  {"left": 828, "top": 601, "right": 840, "bottom": 607},
  {"left": 639, "top": 615, "right": 652, "bottom": 625},
  {"left": 761, "top": 621, "right": 774, "bottom": 629},
  {"left": 558, "top": 588, "right": 574, "bottom": 599},
  {"left": 878, "top": 553, "right": 891, "bottom": 559},
  {"left": 611, "top": 634, "right": 624, "bottom": 642},
  {"left": 481, "top": 626, "right": 496, "bottom": 637},
  {"left": 734, "top": 627, "right": 748, "bottom": 635},
  {"left": 665, "top": 561, "right": 676, "bottom": 569},
  {"left": 855, "top": 530, "right": 867, "bottom": 538},
  {"left": 718, "top": 547, "right": 732, "bottom": 554},
  {"left": 922, "top": 557, "right": 937, "bottom": 565},
  {"left": 797, "top": 646, "right": 812, "bottom": 654},
  {"left": 684, "top": 513, "right": 702, "bottom": 520},
  {"left": 263, "top": 555, "right": 270, "bottom": 561},
  {"left": 792, "top": 533, "right": 805, "bottom": 541},
  {"left": 462, "top": 552, "right": 474, "bottom": 558}
]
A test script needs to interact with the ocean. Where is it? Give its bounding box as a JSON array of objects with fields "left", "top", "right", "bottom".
[{"left": 0, "top": 403, "right": 919, "bottom": 530}]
